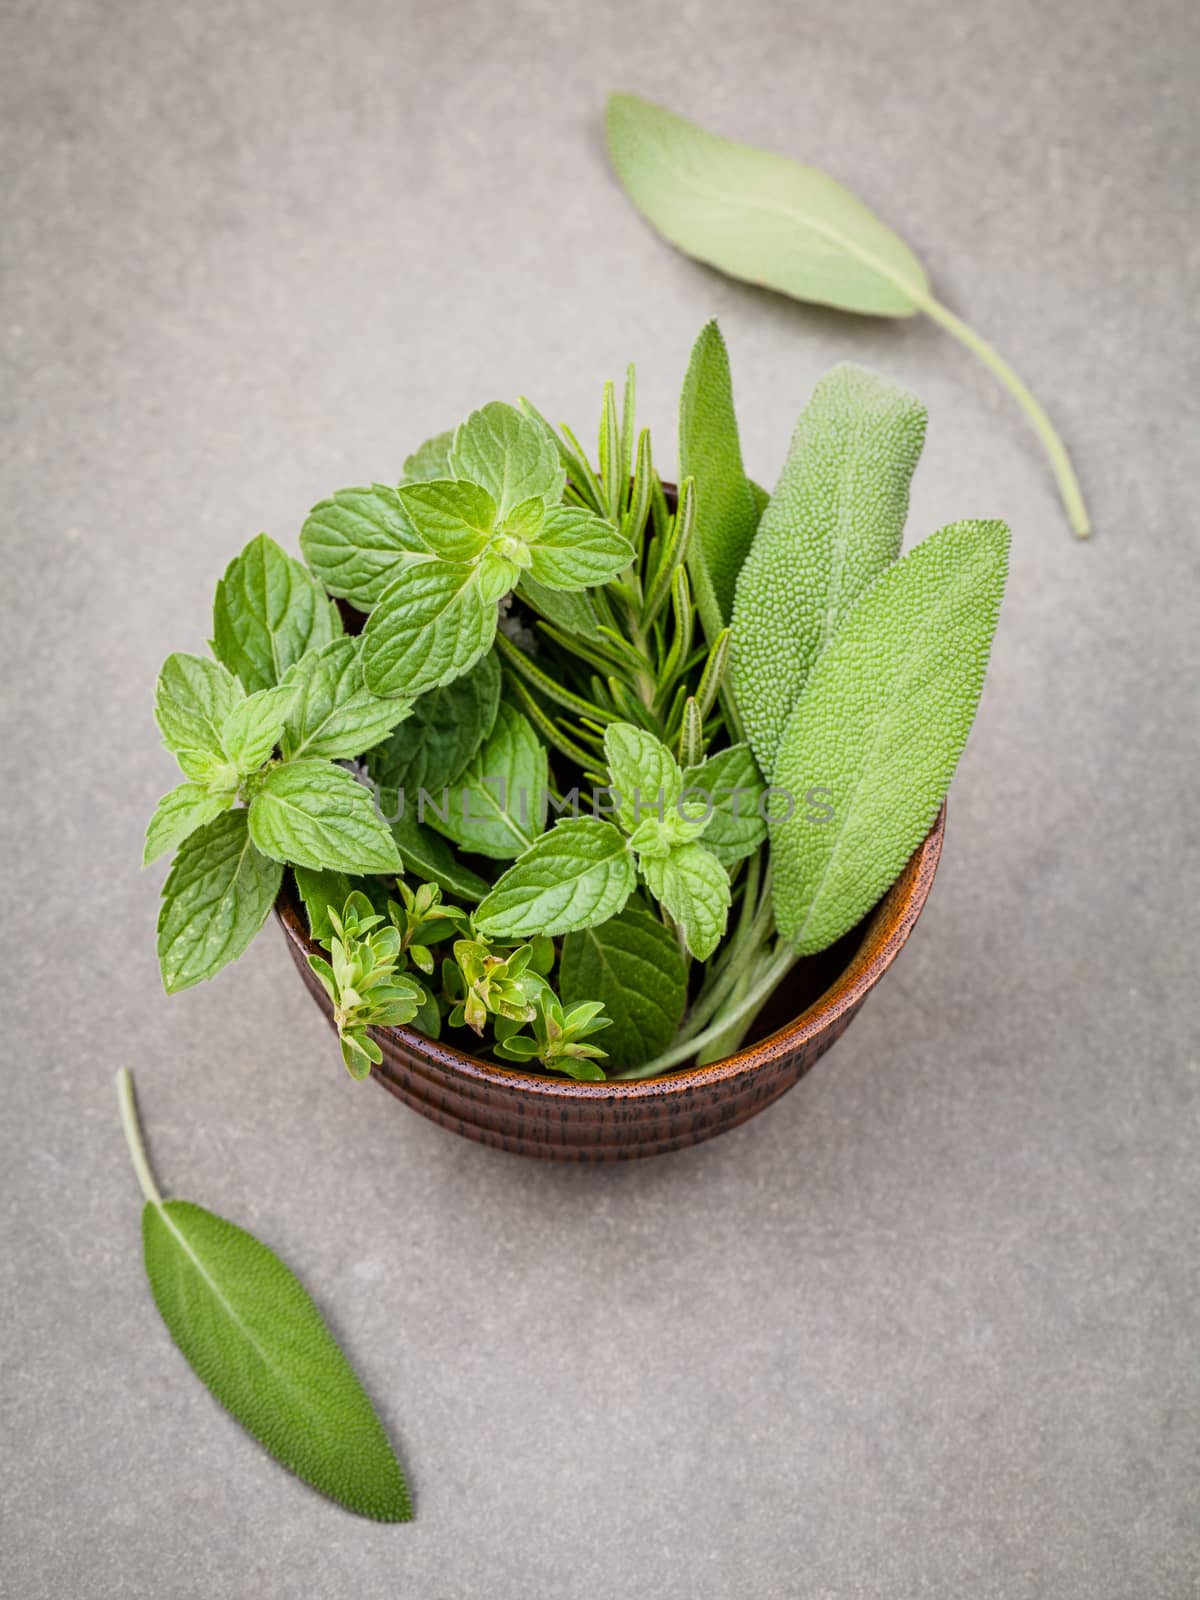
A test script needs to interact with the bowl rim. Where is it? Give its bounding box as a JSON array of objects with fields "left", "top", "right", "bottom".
[{"left": 276, "top": 804, "right": 945, "bottom": 1101}]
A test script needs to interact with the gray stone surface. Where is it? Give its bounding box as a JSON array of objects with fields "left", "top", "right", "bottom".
[{"left": 3, "top": 0, "right": 1198, "bottom": 1593}]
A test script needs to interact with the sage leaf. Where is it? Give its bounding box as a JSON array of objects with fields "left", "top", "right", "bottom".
[
  {"left": 681, "top": 743, "right": 766, "bottom": 865},
  {"left": 560, "top": 903, "right": 687, "bottom": 1070},
  {"left": 639, "top": 841, "right": 730, "bottom": 960},
  {"left": 361, "top": 561, "right": 495, "bottom": 699},
  {"left": 300, "top": 485, "right": 428, "bottom": 610},
  {"left": 292, "top": 865, "right": 355, "bottom": 942},
  {"left": 603, "top": 722, "right": 682, "bottom": 833},
  {"left": 157, "top": 810, "right": 282, "bottom": 992},
  {"left": 212, "top": 534, "right": 341, "bottom": 694},
  {"left": 605, "top": 93, "right": 1089, "bottom": 537},
  {"left": 679, "top": 321, "right": 761, "bottom": 640},
  {"left": 527, "top": 506, "right": 633, "bottom": 592},
  {"left": 155, "top": 653, "right": 242, "bottom": 761},
  {"left": 249, "top": 761, "right": 402, "bottom": 875},
  {"left": 397, "top": 479, "right": 498, "bottom": 561},
  {"left": 366, "top": 648, "right": 501, "bottom": 796},
  {"left": 449, "top": 401, "right": 565, "bottom": 519},
  {"left": 772, "top": 519, "right": 1009, "bottom": 955},
  {"left": 220, "top": 683, "right": 298, "bottom": 775},
  {"left": 474, "top": 817, "right": 636, "bottom": 940},
  {"left": 115, "top": 1070, "right": 411, "bottom": 1523},
  {"left": 387, "top": 807, "right": 492, "bottom": 904},
  {"left": 280, "top": 637, "right": 411, "bottom": 762},
  {"left": 143, "top": 782, "right": 235, "bottom": 867},
  {"left": 430, "top": 703, "right": 548, "bottom": 860},
  {"left": 733, "top": 364, "right": 927, "bottom": 778},
  {"left": 401, "top": 429, "right": 454, "bottom": 483}
]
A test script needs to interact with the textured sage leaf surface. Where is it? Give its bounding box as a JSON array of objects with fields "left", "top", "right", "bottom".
[
  {"left": 155, "top": 653, "right": 242, "bottom": 760},
  {"left": 772, "top": 519, "right": 1009, "bottom": 955},
  {"left": 474, "top": 817, "right": 636, "bottom": 940},
  {"left": 733, "top": 364, "right": 926, "bottom": 778},
  {"left": 560, "top": 904, "right": 687, "bottom": 1069},
  {"left": 679, "top": 321, "right": 761, "bottom": 639},
  {"left": 682, "top": 743, "right": 765, "bottom": 865},
  {"left": 212, "top": 534, "right": 340, "bottom": 693},
  {"left": 144, "top": 782, "right": 235, "bottom": 866},
  {"left": 141, "top": 1199, "right": 410, "bottom": 1522},
  {"left": 300, "top": 485, "right": 428, "bottom": 609},
  {"left": 280, "top": 637, "right": 411, "bottom": 762},
  {"left": 639, "top": 841, "right": 730, "bottom": 960},
  {"left": 366, "top": 648, "right": 501, "bottom": 796},
  {"left": 387, "top": 807, "right": 491, "bottom": 903},
  {"left": 431, "top": 703, "right": 547, "bottom": 860},
  {"left": 448, "top": 402, "right": 565, "bottom": 519},
  {"left": 607, "top": 93, "right": 929, "bottom": 317},
  {"left": 248, "top": 761, "right": 401, "bottom": 875},
  {"left": 361, "top": 561, "right": 494, "bottom": 699},
  {"left": 157, "top": 810, "right": 282, "bottom": 992}
]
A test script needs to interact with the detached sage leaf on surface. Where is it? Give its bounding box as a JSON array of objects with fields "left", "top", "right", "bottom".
[
  {"left": 155, "top": 653, "right": 242, "bottom": 762},
  {"left": 212, "top": 534, "right": 341, "bottom": 694},
  {"left": 605, "top": 92, "right": 1089, "bottom": 538},
  {"left": 448, "top": 401, "right": 565, "bottom": 519},
  {"left": 679, "top": 321, "right": 761, "bottom": 641},
  {"left": 280, "top": 637, "right": 411, "bottom": 763},
  {"left": 387, "top": 807, "right": 492, "bottom": 904},
  {"left": 474, "top": 817, "right": 636, "bottom": 940},
  {"left": 248, "top": 760, "right": 402, "bottom": 875},
  {"left": 682, "top": 742, "right": 766, "bottom": 865},
  {"left": 401, "top": 429, "right": 454, "bottom": 484},
  {"left": 639, "top": 841, "right": 730, "bottom": 961},
  {"left": 300, "top": 485, "right": 428, "bottom": 610},
  {"left": 772, "top": 519, "right": 1009, "bottom": 955},
  {"left": 157, "top": 810, "right": 282, "bottom": 992},
  {"left": 116, "top": 1070, "right": 411, "bottom": 1522},
  {"left": 366, "top": 648, "right": 501, "bottom": 796},
  {"left": 361, "top": 560, "right": 494, "bottom": 699},
  {"left": 560, "top": 903, "right": 688, "bottom": 1070},
  {"left": 219, "top": 683, "right": 298, "bottom": 775},
  {"left": 526, "top": 506, "right": 633, "bottom": 592},
  {"left": 144, "top": 782, "right": 236, "bottom": 867},
  {"left": 733, "top": 364, "right": 926, "bottom": 778},
  {"left": 431, "top": 703, "right": 548, "bottom": 861}
]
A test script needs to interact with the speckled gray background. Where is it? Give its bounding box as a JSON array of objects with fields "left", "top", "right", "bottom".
[{"left": 3, "top": 0, "right": 1198, "bottom": 1594}]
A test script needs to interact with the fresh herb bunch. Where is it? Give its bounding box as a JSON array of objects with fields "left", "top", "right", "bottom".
[{"left": 145, "top": 324, "right": 1008, "bottom": 1080}]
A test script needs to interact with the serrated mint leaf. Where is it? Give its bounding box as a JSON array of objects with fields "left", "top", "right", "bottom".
[
  {"left": 680, "top": 321, "right": 761, "bottom": 640},
  {"left": 155, "top": 653, "right": 242, "bottom": 761},
  {"left": 559, "top": 903, "right": 688, "bottom": 1070},
  {"left": 387, "top": 807, "right": 492, "bottom": 903},
  {"left": 516, "top": 575, "right": 601, "bottom": 639},
  {"left": 397, "top": 479, "right": 498, "bottom": 561},
  {"left": 639, "top": 842, "right": 730, "bottom": 960},
  {"left": 361, "top": 561, "right": 495, "bottom": 699},
  {"left": 603, "top": 722, "right": 683, "bottom": 834},
  {"left": 144, "top": 783, "right": 236, "bottom": 866},
  {"left": 526, "top": 505, "right": 632, "bottom": 592},
  {"left": 157, "top": 810, "right": 282, "bottom": 992},
  {"left": 280, "top": 637, "right": 411, "bottom": 763},
  {"left": 474, "top": 818, "right": 636, "bottom": 940},
  {"left": 733, "top": 365, "right": 927, "bottom": 778},
  {"left": 248, "top": 760, "right": 402, "bottom": 875},
  {"left": 681, "top": 742, "right": 766, "bottom": 865},
  {"left": 220, "top": 683, "right": 297, "bottom": 775},
  {"left": 503, "top": 495, "right": 545, "bottom": 544},
  {"left": 366, "top": 648, "right": 501, "bottom": 796},
  {"left": 449, "top": 401, "right": 565, "bottom": 519},
  {"left": 401, "top": 429, "right": 454, "bottom": 483},
  {"left": 212, "top": 534, "right": 341, "bottom": 694},
  {"left": 300, "top": 486, "right": 427, "bottom": 610},
  {"left": 292, "top": 865, "right": 355, "bottom": 942},
  {"left": 773, "top": 519, "right": 1009, "bottom": 956},
  {"left": 429, "top": 703, "right": 547, "bottom": 861}
]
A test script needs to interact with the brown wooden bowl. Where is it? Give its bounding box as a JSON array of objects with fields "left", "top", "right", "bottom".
[{"left": 274, "top": 805, "right": 945, "bottom": 1161}]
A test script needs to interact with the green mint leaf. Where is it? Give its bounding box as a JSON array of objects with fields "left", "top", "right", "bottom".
[
  {"left": 220, "top": 683, "right": 298, "bottom": 775},
  {"left": 638, "top": 840, "right": 730, "bottom": 961},
  {"left": 396, "top": 479, "right": 498, "bottom": 561},
  {"left": 143, "top": 783, "right": 236, "bottom": 866},
  {"left": 365, "top": 648, "right": 501, "bottom": 796},
  {"left": 503, "top": 495, "right": 545, "bottom": 544},
  {"left": 474, "top": 817, "right": 636, "bottom": 940},
  {"left": 448, "top": 401, "right": 565, "bottom": 519},
  {"left": 280, "top": 637, "right": 411, "bottom": 763},
  {"left": 155, "top": 653, "right": 242, "bottom": 761},
  {"left": 387, "top": 807, "right": 492, "bottom": 903},
  {"left": 681, "top": 742, "right": 766, "bottom": 865},
  {"left": 680, "top": 321, "right": 761, "bottom": 640},
  {"left": 248, "top": 760, "right": 402, "bottom": 875},
  {"left": 732, "top": 364, "right": 927, "bottom": 778},
  {"left": 428, "top": 703, "right": 547, "bottom": 861},
  {"left": 212, "top": 533, "right": 341, "bottom": 694},
  {"left": 526, "top": 506, "right": 633, "bottom": 592},
  {"left": 516, "top": 575, "right": 601, "bottom": 640},
  {"left": 293, "top": 865, "right": 355, "bottom": 942},
  {"left": 157, "top": 810, "right": 282, "bottom": 992},
  {"left": 773, "top": 518, "right": 1009, "bottom": 954},
  {"left": 401, "top": 429, "right": 454, "bottom": 483},
  {"left": 360, "top": 561, "right": 495, "bottom": 699},
  {"left": 300, "top": 486, "right": 427, "bottom": 610},
  {"left": 559, "top": 903, "right": 688, "bottom": 1070},
  {"left": 603, "top": 722, "right": 683, "bottom": 833}
]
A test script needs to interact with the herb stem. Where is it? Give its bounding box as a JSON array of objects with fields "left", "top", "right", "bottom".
[{"left": 116, "top": 1067, "right": 163, "bottom": 1206}]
